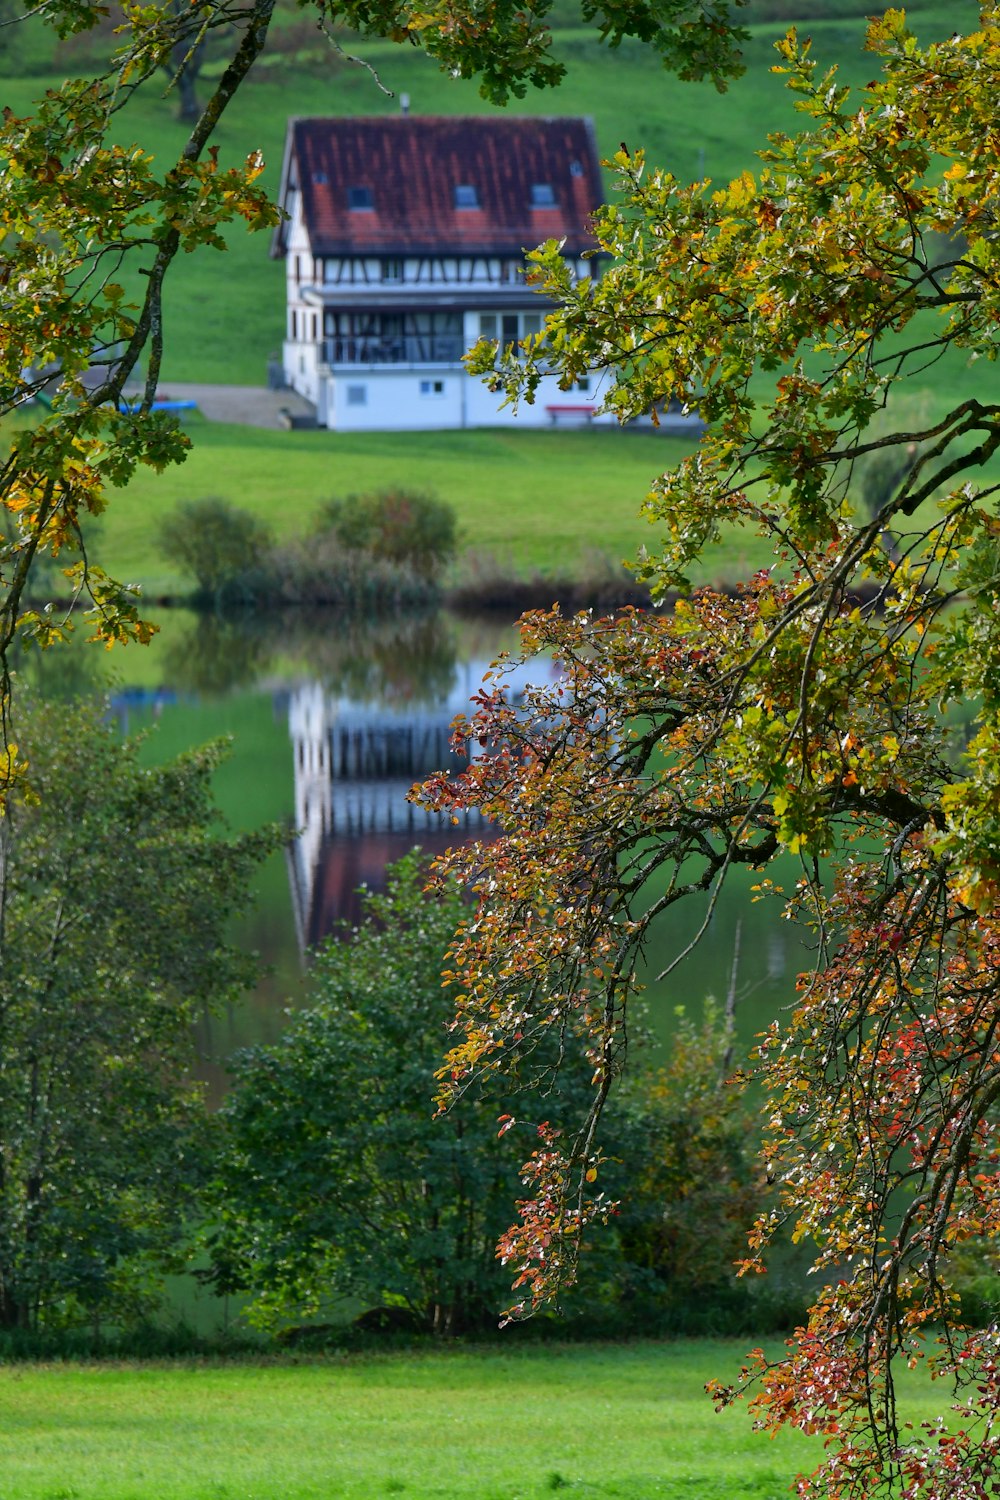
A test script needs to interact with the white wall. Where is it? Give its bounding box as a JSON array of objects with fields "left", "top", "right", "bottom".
[{"left": 323, "top": 366, "right": 613, "bottom": 431}]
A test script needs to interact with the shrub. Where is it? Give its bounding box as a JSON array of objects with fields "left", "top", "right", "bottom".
[
  {"left": 157, "top": 496, "right": 274, "bottom": 604},
  {"left": 317, "top": 489, "right": 457, "bottom": 579},
  {"left": 266, "top": 529, "right": 441, "bottom": 610},
  {"left": 610, "top": 1002, "right": 768, "bottom": 1318},
  {"left": 208, "top": 854, "right": 536, "bottom": 1335}
]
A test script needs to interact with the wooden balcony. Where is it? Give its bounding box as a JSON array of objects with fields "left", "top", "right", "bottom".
[{"left": 323, "top": 335, "right": 466, "bottom": 367}]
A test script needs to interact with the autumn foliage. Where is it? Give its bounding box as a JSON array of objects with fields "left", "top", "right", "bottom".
[{"left": 419, "top": 11, "right": 1000, "bottom": 1498}]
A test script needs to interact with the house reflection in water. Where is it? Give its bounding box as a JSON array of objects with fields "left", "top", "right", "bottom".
[{"left": 286, "top": 657, "right": 551, "bottom": 955}]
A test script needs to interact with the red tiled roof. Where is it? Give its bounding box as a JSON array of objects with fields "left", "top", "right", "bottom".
[{"left": 277, "top": 115, "right": 603, "bottom": 257}]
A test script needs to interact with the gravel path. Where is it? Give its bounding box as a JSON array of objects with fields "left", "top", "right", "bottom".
[{"left": 146, "top": 382, "right": 316, "bottom": 428}]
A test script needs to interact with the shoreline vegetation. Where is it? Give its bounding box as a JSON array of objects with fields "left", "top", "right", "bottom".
[{"left": 142, "top": 488, "right": 666, "bottom": 615}]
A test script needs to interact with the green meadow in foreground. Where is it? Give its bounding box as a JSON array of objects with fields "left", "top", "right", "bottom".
[
  {"left": 0, "top": 1340, "right": 959, "bottom": 1500},
  {"left": 0, "top": 1343, "right": 815, "bottom": 1500}
]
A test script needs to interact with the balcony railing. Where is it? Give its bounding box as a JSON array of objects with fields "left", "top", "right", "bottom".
[{"left": 323, "top": 335, "right": 465, "bottom": 367}]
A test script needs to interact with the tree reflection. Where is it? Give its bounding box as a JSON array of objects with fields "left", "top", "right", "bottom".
[{"left": 161, "top": 607, "right": 461, "bottom": 704}]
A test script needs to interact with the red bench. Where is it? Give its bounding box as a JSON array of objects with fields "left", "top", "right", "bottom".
[{"left": 545, "top": 403, "right": 596, "bottom": 424}]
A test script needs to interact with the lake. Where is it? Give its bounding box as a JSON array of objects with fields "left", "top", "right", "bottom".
[{"left": 33, "top": 605, "right": 801, "bottom": 1098}]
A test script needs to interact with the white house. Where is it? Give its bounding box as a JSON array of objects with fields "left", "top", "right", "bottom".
[{"left": 271, "top": 113, "right": 606, "bottom": 431}]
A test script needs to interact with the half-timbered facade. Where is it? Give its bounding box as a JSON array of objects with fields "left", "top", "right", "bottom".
[{"left": 272, "top": 114, "right": 605, "bottom": 430}]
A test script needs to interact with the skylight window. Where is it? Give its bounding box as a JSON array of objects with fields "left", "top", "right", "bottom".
[
  {"left": 347, "top": 186, "right": 374, "bottom": 210},
  {"left": 454, "top": 183, "right": 479, "bottom": 208},
  {"left": 530, "top": 182, "right": 556, "bottom": 207}
]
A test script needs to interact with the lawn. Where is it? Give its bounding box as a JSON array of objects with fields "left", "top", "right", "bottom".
[
  {"left": 103, "top": 422, "right": 778, "bottom": 592},
  {"left": 0, "top": 1342, "right": 817, "bottom": 1500},
  {"left": 0, "top": 1339, "right": 966, "bottom": 1500}
]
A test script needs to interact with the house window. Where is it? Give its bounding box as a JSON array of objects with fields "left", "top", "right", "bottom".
[
  {"left": 382, "top": 258, "right": 403, "bottom": 282},
  {"left": 346, "top": 384, "right": 367, "bottom": 406},
  {"left": 454, "top": 184, "right": 479, "bottom": 208},
  {"left": 479, "top": 312, "right": 542, "bottom": 343},
  {"left": 575, "top": 377, "right": 590, "bottom": 393},
  {"left": 291, "top": 308, "right": 298, "bottom": 339},
  {"left": 530, "top": 182, "right": 556, "bottom": 207},
  {"left": 420, "top": 379, "right": 445, "bottom": 397},
  {"left": 348, "top": 186, "right": 374, "bottom": 210}
]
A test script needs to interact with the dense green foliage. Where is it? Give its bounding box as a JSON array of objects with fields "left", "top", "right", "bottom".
[
  {"left": 210, "top": 855, "right": 527, "bottom": 1334},
  {"left": 157, "top": 494, "right": 275, "bottom": 602},
  {"left": 208, "top": 855, "right": 768, "bottom": 1336},
  {"left": 157, "top": 489, "right": 457, "bottom": 607},
  {"left": 0, "top": 699, "right": 280, "bottom": 1332},
  {"left": 317, "top": 490, "right": 458, "bottom": 580}
]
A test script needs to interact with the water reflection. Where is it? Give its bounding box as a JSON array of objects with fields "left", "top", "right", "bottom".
[
  {"left": 286, "top": 639, "right": 560, "bottom": 948},
  {"left": 25, "top": 606, "right": 800, "bottom": 1079}
]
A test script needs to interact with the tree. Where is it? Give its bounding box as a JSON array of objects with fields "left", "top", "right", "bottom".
[
  {"left": 0, "top": 697, "right": 280, "bottom": 1331},
  {"left": 208, "top": 853, "right": 596, "bottom": 1335},
  {"left": 209, "top": 853, "right": 765, "bottom": 1336},
  {"left": 157, "top": 494, "right": 274, "bottom": 604},
  {"left": 0, "top": 0, "right": 749, "bottom": 799},
  {"left": 417, "top": 11, "right": 1000, "bottom": 1497}
]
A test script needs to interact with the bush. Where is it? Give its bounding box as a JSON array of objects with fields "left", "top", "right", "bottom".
[
  {"left": 208, "top": 854, "right": 539, "bottom": 1335},
  {"left": 157, "top": 496, "right": 274, "bottom": 604},
  {"left": 158, "top": 493, "right": 452, "bottom": 610},
  {"left": 265, "top": 528, "right": 441, "bottom": 609},
  {"left": 612, "top": 1002, "right": 764, "bottom": 1312},
  {"left": 317, "top": 489, "right": 457, "bottom": 579}
]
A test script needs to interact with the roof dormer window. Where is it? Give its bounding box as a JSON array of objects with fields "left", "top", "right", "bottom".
[
  {"left": 454, "top": 183, "right": 479, "bottom": 208},
  {"left": 348, "top": 186, "right": 374, "bottom": 210},
  {"left": 530, "top": 182, "right": 556, "bottom": 207}
]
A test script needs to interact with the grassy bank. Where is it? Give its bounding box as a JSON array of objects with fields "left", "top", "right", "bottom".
[
  {"left": 0, "top": 1342, "right": 814, "bottom": 1500},
  {"left": 105, "top": 422, "right": 773, "bottom": 594}
]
